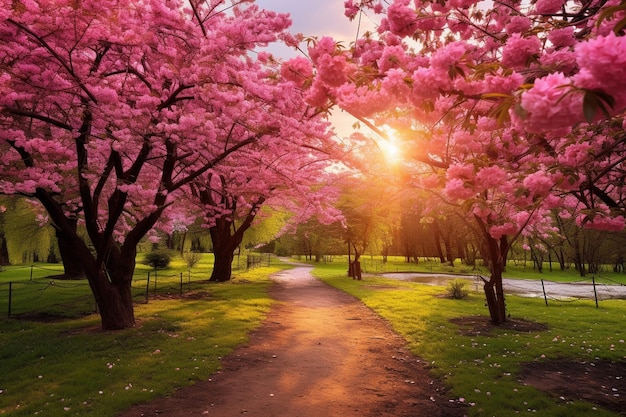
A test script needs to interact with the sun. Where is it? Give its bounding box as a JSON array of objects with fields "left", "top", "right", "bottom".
[{"left": 378, "top": 127, "right": 403, "bottom": 164}]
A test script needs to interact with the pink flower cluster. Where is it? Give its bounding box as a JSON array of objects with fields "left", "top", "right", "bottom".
[
  {"left": 501, "top": 34, "right": 541, "bottom": 69},
  {"left": 386, "top": 0, "right": 418, "bottom": 37},
  {"left": 534, "top": 0, "right": 564, "bottom": 14},
  {"left": 574, "top": 32, "right": 626, "bottom": 109},
  {"left": 517, "top": 72, "right": 583, "bottom": 133}
]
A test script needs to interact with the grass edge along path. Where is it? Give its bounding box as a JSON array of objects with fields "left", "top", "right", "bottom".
[
  {"left": 0, "top": 263, "right": 290, "bottom": 417},
  {"left": 313, "top": 262, "right": 626, "bottom": 417}
]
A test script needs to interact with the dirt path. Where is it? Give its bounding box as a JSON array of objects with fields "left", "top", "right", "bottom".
[{"left": 118, "top": 265, "right": 466, "bottom": 417}]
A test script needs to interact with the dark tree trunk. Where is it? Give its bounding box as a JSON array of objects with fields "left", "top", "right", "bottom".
[
  {"left": 0, "top": 234, "right": 9, "bottom": 266},
  {"left": 208, "top": 197, "right": 263, "bottom": 283},
  {"left": 482, "top": 235, "right": 508, "bottom": 324},
  {"left": 442, "top": 234, "right": 454, "bottom": 266},
  {"left": 54, "top": 220, "right": 86, "bottom": 279},
  {"left": 34, "top": 193, "right": 138, "bottom": 329},
  {"left": 90, "top": 268, "right": 136, "bottom": 330},
  {"left": 209, "top": 217, "right": 240, "bottom": 282},
  {"left": 431, "top": 221, "right": 446, "bottom": 263},
  {"left": 210, "top": 247, "right": 235, "bottom": 282},
  {"left": 55, "top": 231, "right": 136, "bottom": 330},
  {"left": 475, "top": 216, "right": 509, "bottom": 324}
]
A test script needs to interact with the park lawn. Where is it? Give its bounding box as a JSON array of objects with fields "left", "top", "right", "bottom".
[
  {"left": 0, "top": 253, "right": 265, "bottom": 318},
  {"left": 310, "top": 255, "right": 626, "bottom": 285},
  {"left": 0, "top": 262, "right": 288, "bottom": 417},
  {"left": 313, "top": 262, "right": 626, "bottom": 417}
]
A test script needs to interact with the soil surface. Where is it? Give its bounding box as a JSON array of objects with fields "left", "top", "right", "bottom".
[
  {"left": 520, "top": 360, "right": 626, "bottom": 415},
  {"left": 117, "top": 265, "right": 467, "bottom": 417}
]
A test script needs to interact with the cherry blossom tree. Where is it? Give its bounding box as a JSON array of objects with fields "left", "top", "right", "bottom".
[
  {"left": 190, "top": 135, "right": 341, "bottom": 282},
  {"left": 299, "top": 0, "right": 626, "bottom": 323},
  {"left": 0, "top": 0, "right": 335, "bottom": 329}
]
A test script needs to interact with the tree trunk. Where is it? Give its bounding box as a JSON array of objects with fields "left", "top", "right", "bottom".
[
  {"left": 60, "top": 239, "right": 136, "bottom": 330},
  {"left": 210, "top": 247, "right": 235, "bottom": 282},
  {"left": 92, "top": 269, "right": 136, "bottom": 330},
  {"left": 431, "top": 222, "right": 446, "bottom": 263},
  {"left": 208, "top": 208, "right": 260, "bottom": 282},
  {"left": 482, "top": 262, "right": 506, "bottom": 324},
  {"left": 482, "top": 235, "right": 508, "bottom": 324},
  {"left": 475, "top": 216, "right": 509, "bottom": 324},
  {"left": 55, "top": 222, "right": 86, "bottom": 279},
  {"left": 209, "top": 219, "right": 239, "bottom": 282}
]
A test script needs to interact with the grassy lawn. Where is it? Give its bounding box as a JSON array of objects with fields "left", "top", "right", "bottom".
[
  {"left": 0, "top": 257, "right": 287, "bottom": 417},
  {"left": 314, "top": 255, "right": 626, "bottom": 285},
  {"left": 0, "top": 253, "right": 269, "bottom": 317},
  {"left": 312, "top": 261, "right": 626, "bottom": 417},
  {"left": 0, "top": 255, "right": 624, "bottom": 416}
]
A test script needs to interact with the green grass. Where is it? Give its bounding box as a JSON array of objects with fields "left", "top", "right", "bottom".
[
  {"left": 0, "top": 253, "right": 272, "bottom": 317},
  {"left": 0, "top": 261, "right": 288, "bottom": 417},
  {"left": 1, "top": 255, "right": 625, "bottom": 416},
  {"left": 302, "top": 255, "right": 626, "bottom": 285},
  {"left": 313, "top": 262, "right": 626, "bottom": 417}
]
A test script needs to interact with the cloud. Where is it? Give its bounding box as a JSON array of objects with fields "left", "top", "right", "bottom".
[{"left": 256, "top": 0, "right": 374, "bottom": 45}]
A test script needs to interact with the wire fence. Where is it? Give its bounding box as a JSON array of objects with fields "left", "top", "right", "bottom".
[
  {"left": 493, "top": 274, "right": 626, "bottom": 307},
  {"left": 0, "top": 254, "right": 273, "bottom": 319}
]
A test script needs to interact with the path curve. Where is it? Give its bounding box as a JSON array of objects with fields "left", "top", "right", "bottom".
[{"left": 118, "top": 265, "right": 466, "bottom": 417}]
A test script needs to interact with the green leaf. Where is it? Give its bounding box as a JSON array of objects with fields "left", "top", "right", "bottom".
[
  {"left": 583, "top": 91, "right": 598, "bottom": 123},
  {"left": 513, "top": 103, "right": 527, "bottom": 120}
]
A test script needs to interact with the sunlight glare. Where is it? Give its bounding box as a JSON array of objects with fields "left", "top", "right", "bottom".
[{"left": 379, "top": 127, "right": 403, "bottom": 164}]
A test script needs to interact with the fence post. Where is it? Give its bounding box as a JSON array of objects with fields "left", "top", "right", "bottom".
[
  {"left": 541, "top": 279, "right": 548, "bottom": 306},
  {"left": 592, "top": 275, "right": 599, "bottom": 308},
  {"left": 30, "top": 265, "right": 33, "bottom": 281},
  {"left": 8, "top": 282, "right": 12, "bottom": 317},
  {"left": 180, "top": 272, "right": 183, "bottom": 295},
  {"left": 145, "top": 272, "right": 150, "bottom": 304}
]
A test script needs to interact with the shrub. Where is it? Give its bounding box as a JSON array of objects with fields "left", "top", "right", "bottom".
[
  {"left": 143, "top": 251, "right": 171, "bottom": 269},
  {"left": 182, "top": 251, "right": 202, "bottom": 269},
  {"left": 447, "top": 279, "right": 469, "bottom": 299}
]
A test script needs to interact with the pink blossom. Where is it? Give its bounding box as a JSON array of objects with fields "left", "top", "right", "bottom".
[
  {"left": 574, "top": 32, "right": 626, "bottom": 94},
  {"left": 489, "top": 222, "right": 518, "bottom": 239},
  {"left": 430, "top": 42, "right": 468, "bottom": 72},
  {"left": 475, "top": 166, "right": 507, "bottom": 190},
  {"left": 378, "top": 45, "right": 407, "bottom": 73},
  {"left": 381, "top": 68, "right": 412, "bottom": 101},
  {"left": 576, "top": 214, "right": 626, "bottom": 231},
  {"left": 501, "top": 34, "right": 541, "bottom": 69},
  {"left": 334, "top": 83, "right": 391, "bottom": 117},
  {"left": 539, "top": 49, "right": 577, "bottom": 74},
  {"left": 447, "top": 163, "right": 475, "bottom": 181},
  {"left": 344, "top": 0, "right": 360, "bottom": 19},
  {"left": 445, "top": 178, "right": 477, "bottom": 200},
  {"left": 548, "top": 27, "right": 575, "bottom": 48},
  {"left": 523, "top": 171, "right": 553, "bottom": 198},
  {"left": 517, "top": 72, "right": 583, "bottom": 133},
  {"left": 386, "top": 1, "right": 418, "bottom": 37},
  {"left": 505, "top": 16, "right": 532, "bottom": 34},
  {"left": 481, "top": 72, "right": 524, "bottom": 95},
  {"left": 452, "top": 130, "right": 483, "bottom": 153},
  {"left": 281, "top": 57, "right": 313, "bottom": 86},
  {"left": 559, "top": 143, "right": 592, "bottom": 167},
  {"left": 304, "top": 79, "right": 330, "bottom": 107},
  {"left": 308, "top": 37, "right": 338, "bottom": 64},
  {"left": 417, "top": 16, "right": 446, "bottom": 31},
  {"left": 534, "top": 0, "right": 564, "bottom": 14},
  {"left": 316, "top": 54, "right": 348, "bottom": 87}
]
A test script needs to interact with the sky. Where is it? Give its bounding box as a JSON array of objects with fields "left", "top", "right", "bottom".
[
  {"left": 254, "top": 0, "right": 364, "bottom": 51},
  {"left": 254, "top": 0, "right": 377, "bottom": 137}
]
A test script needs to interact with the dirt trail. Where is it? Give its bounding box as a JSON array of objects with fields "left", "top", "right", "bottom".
[{"left": 118, "top": 265, "right": 466, "bottom": 417}]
